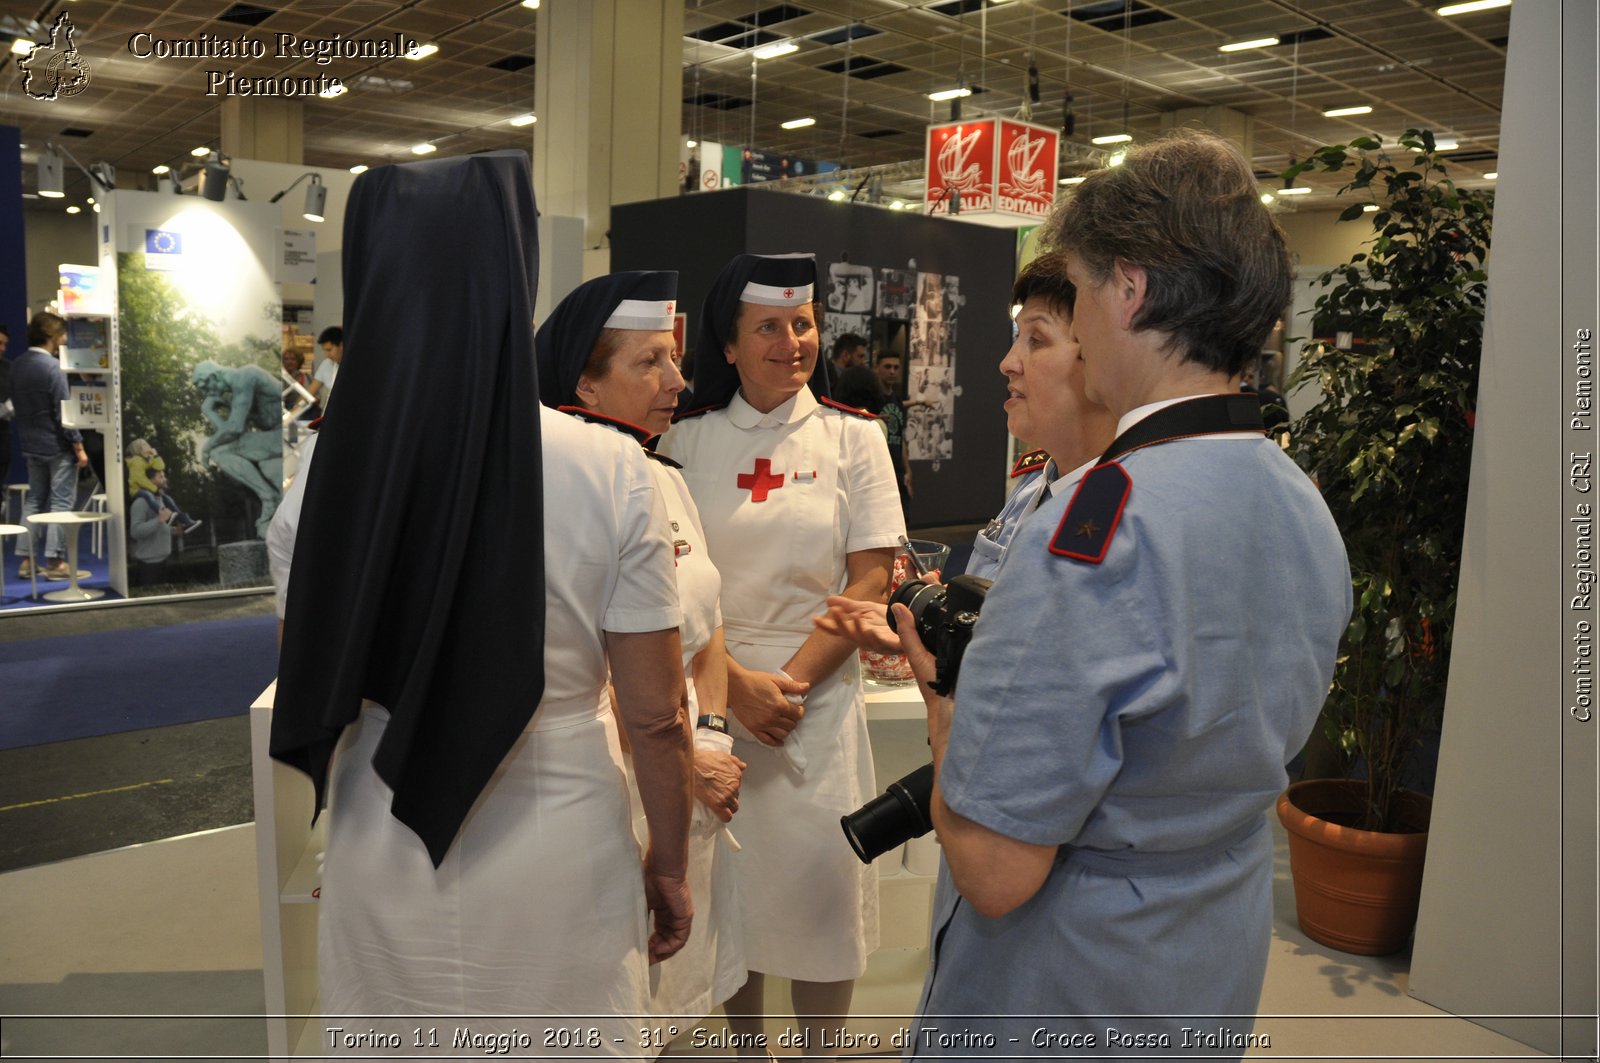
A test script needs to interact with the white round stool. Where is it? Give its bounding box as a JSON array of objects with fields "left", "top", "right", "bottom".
[{"left": 0, "top": 523, "right": 39, "bottom": 601}]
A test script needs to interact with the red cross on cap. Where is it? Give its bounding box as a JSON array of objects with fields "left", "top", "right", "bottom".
[{"left": 784, "top": 288, "right": 794, "bottom": 298}]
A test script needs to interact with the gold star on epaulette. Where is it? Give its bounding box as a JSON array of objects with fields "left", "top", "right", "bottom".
[{"left": 1076, "top": 519, "right": 1100, "bottom": 538}]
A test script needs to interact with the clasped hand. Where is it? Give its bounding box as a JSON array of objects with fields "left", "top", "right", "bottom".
[
  {"left": 693, "top": 748, "right": 746, "bottom": 823},
  {"left": 727, "top": 667, "right": 807, "bottom": 747}
]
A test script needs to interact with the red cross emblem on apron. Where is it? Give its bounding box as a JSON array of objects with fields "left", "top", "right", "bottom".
[{"left": 737, "top": 458, "right": 785, "bottom": 502}]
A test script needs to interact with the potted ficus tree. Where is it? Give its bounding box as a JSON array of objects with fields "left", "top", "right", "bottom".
[{"left": 1275, "top": 129, "right": 1494, "bottom": 955}]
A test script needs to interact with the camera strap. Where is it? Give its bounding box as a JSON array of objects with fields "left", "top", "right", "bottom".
[{"left": 1049, "top": 394, "right": 1265, "bottom": 564}]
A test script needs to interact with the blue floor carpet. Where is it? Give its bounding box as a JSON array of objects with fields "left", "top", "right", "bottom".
[{"left": 0, "top": 615, "right": 279, "bottom": 750}]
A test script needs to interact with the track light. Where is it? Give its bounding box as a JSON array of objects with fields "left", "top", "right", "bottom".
[
  {"left": 201, "top": 155, "right": 232, "bottom": 201},
  {"left": 269, "top": 172, "right": 329, "bottom": 222},
  {"left": 39, "top": 142, "right": 116, "bottom": 199},
  {"left": 38, "top": 146, "right": 64, "bottom": 198}
]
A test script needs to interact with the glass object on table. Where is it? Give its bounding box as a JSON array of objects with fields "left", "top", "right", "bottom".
[{"left": 862, "top": 538, "right": 951, "bottom": 684}]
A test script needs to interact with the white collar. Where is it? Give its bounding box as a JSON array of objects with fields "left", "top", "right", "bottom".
[
  {"left": 1042, "top": 455, "right": 1100, "bottom": 500},
  {"left": 727, "top": 386, "right": 819, "bottom": 430}
]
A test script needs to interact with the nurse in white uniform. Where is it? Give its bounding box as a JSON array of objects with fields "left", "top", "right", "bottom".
[
  {"left": 536, "top": 270, "right": 748, "bottom": 1034},
  {"left": 659, "top": 253, "right": 906, "bottom": 1059},
  {"left": 271, "top": 153, "right": 694, "bottom": 1052}
]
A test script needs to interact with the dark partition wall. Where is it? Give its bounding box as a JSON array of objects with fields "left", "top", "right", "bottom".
[{"left": 612, "top": 187, "right": 1016, "bottom": 529}]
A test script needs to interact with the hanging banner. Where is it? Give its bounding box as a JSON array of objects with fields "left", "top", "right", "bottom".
[{"left": 925, "top": 118, "right": 1058, "bottom": 224}]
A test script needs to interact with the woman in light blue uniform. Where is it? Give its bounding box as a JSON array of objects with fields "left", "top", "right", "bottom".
[{"left": 896, "top": 132, "right": 1352, "bottom": 1060}]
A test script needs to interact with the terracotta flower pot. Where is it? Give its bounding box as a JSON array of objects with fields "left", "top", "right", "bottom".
[{"left": 1276, "top": 779, "right": 1432, "bottom": 956}]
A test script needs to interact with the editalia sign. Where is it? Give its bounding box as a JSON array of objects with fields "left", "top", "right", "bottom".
[{"left": 924, "top": 118, "right": 1059, "bottom": 223}]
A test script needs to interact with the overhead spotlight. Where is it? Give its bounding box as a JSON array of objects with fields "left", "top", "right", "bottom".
[
  {"left": 1108, "top": 151, "right": 1127, "bottom": 167},
  {"left": 66, "top": 205, "right": 81, "bottom": 214},
  {"left": 269, "top": 172, "right": 328, "bottom": 222},
  {"left": 1362, "top": 203, "right": 1379, "bottom": 212},
  {"left": 1060, "top": 175, "right": 1086, "bottom": 186},
  {"left": 1278, "top": 186, "right": 1311, "bottom": 196},
  {"left": 350, "top": 164, "right": 369, "bottom": 174},
  {"left": 828, "top": 189, "right": 846, "bottom": 202},
  {"left": 200, "top": 154, "right": 232, "bottom": 201},
  {"left": 191, "top": 145, "right": 213, "bottom": 157},
  {"left": 927, "top": 86, "right": 972, "bottom": 102},
  {"left": 1219, "top": 37, "right": 1280, "bottom": 52},
  {"left": 509, "top": 113, "right": 537, "bottom": 127},
  {"left": 38, "top": 146, "right": 64, "bottom": 198},
  {"left": 1322, "top": 105, "right": 1373, "bottom": 118},
  {"left": 889, "top": 200, "right": 906, "bottom": 211},
  {"left": 1092, "top": 133, "right": 1132, "bottom": 145},
  {"left": 11, "top": 37, "right": 35, "bottom": 56},
  {"left": 521, "top": 0, "right": 540, "bottom": 7},
  {"left": 1432, "top": 137, "right": 1459, "bottom": 151},
  {"left": 1260, "top": 192, "right": 1276, "bottom": 205},
  {"left": 406, "top": 42, "right": 439, "bottom": 60},
  {"left": 411, "top": 142, "right": 438, "bottom": 155},
  {"left": 781, "top": 116, "right": 815, "bottom": 130},
  {"left": 686, "top": 139, "right": 698, "bottom": 148},
  {"left": 151, "top": 164, "right": 171, "bottom": 175},
  {"left": 319, "top": 82, "right": 348, "bottom": 99},
  {"left": 1484, "top": 171, "right": 1498, "bottom": 179}
]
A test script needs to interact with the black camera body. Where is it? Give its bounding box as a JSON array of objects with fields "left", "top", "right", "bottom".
[
  {"left": 840, "top": 573, "right": 991, "bottom": 864},
  {"left": 886, "top": 574, "right": 992, "bottom": 696}
]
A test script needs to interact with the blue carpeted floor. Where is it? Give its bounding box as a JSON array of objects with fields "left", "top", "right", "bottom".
[{"left": 0, "top": 615, "right": 279, "bottom": 750}]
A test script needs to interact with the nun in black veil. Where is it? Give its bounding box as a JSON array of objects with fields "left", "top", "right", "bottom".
[{"left": 270, "top": 151, "right": 693, "bottom": 1041}]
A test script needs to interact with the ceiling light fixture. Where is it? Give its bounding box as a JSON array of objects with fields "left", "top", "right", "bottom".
[
  {"left": 11, "top": 37, "right": 35, "bottom": 56},
  {"left": 1322, "top": 105, "right": 1373, "bottom": 117},
  {"left": 406, "top": 43, "right": 439, "bottom": 60},
  {"left": 686, "top": 139, "right": 698, "bottom": 148},
  {"left": 1260, "top": 193, "right": 1276, "bottom": 205},
  {"left": 350, "top": 164, "right": 369, "bottom": 174},
  {"left": 1092, "top": 133, "right": 1132, "bottom": 145},
  {"left": 1278, "top": 186, "right": 1311, "bottom": 195},
  {"left": 411, "top": 142, "right": 438, "bottom": 155},
  {"left": 1218, "top": 37, "right": 1280, "bottom": 52},
  {"left": 753, "top": 40, "right": 799, "bottom": 60},
  {"left": 828, "top": 189, "right": 846, "bottom": 202},
  {"left": 39, "top": 142, "right": 115, "bottom": 199},
  {"left": 1433, "top": 137, "right": 1459, "bottom": 150},
  {"left": 151, "top": 164, "right": 171, "bottom": 175},
  {"left": 191, "top": 146, "right": 212, "bottom": 157},
  {"left": 1484, "top": 171, "right": 1498, "bottom": 179},
  {"left": 521, "top": 0, "right": 540, "bottom": 7},
  {"left": 509, "top": 113, "right": 537, "bottom": 127},
  {"left": 319, "top": 83, "right": 348, "bottom": 99},
  {"left": 66, "top": 205, "right": 81, "bottom": 214},
  {"left": 1437, "top": 0, "right": 1510, "bottom": 16},
  {"left": 1108, "top": 151, "right": 1127, "bottom": 167},
  {"left": 38, "top": 146, "right": 64, "bottom": 198},
  {"left": 781, "top": 117, "right": 815, "bottom": 130},
  {"left": 927, "top": 87, "right": 971, "bottom": 102},
  {"left": 1363, "top": 203, "right": 1379, "bottom": 212},
  {"left": 1060, "top": 176, "right": 1086, "bottom": 185}
]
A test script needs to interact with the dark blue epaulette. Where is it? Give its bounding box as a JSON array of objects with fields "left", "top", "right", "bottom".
[
  {"left": 557, "top": 405, "right": 650, "bottom": 444},
  {"left": 820, "top": 397, "right": 879, "bottom": 419},
  {"left": 643, "top": 440, "right": 682, "bottom": 469},
  {"left": 1048, "top": 463, "right": 1131, "bottom": 564},
  {"left": 1010, "top": 448, "right": 1050, "bottom": 478},
  {"left": 672, "top": 401, "right": 726, "bottom": 422}
]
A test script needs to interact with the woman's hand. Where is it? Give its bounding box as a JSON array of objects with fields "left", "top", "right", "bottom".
[
  {"left": 642, "top": 861, "right": 692, "bottom": 963},
  {"left": 726, "top": 662, "right": 807, "bottom": 746},
  {"left": 693, "top": 748, "right": 746, "bottom": 822},
  {"left": 814, "top": 596, "right": 899, "bottom": 653}
]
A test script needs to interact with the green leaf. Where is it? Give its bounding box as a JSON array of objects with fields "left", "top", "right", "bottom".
[{"left": 1339, "top": 202, "right": 1367, "bottom": 222}]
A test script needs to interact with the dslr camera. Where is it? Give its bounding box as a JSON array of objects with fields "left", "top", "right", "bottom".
[{"left": 840, "top": 574, "right": 991, "bottom": 864}]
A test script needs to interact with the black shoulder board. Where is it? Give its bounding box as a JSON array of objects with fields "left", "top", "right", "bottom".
[
  {"left": 672, "top": 401, "right": 726, "bottom": 422},
  {"left": 1011, "top": 448, "right": 1050, "bottom": 478},
  {"left": 1048, "top": 463, "right": 1131, "bottom": 564},
  {"left": 820, "top": 396, "right": 879, "bottom": 419},
  {"left": 644, "top": 447, "right": 682, "bottom": 469},
  {"left": 556, "top": 405, "right": 650, "bottom": 444}
]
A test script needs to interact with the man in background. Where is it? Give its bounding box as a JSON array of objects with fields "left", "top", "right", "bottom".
[
  {"left": 310, "top": 326, "right": 342, "bottom": 409},
  {"left": 12, "top": 313, "right": 88, "bottom": 580},
  {"left": 826, "top": 332, "right": 869, "bottom": 396}
]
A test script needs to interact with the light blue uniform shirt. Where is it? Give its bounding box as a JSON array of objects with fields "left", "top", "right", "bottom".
[{"left": 912, "top": 435, "right": 1352, "bottom": 1059}]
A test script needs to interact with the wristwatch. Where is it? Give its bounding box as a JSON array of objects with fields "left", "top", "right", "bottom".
[{"left": 695, "top": 713, "right": 729, "bottom": 735}]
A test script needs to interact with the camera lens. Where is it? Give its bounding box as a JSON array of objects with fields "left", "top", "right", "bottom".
[
  {"left": 840, "top": 763, "right": 936, "bottom": 863},
  {"left": 888, "top": 580, "right": 945, "bottom": 636}
]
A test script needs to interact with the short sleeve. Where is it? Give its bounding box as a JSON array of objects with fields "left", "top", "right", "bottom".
[
  {"left": 935, "top": 503, "right": 1175, "bottom": 847},
  {"left": 602, "top": 444, "right": 683, "bottom": 634},
  {"left": 840, "top": 417, "right": 906, "bottom": 554}
]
